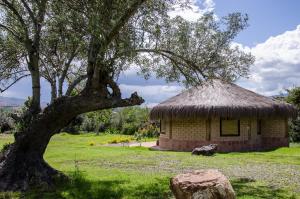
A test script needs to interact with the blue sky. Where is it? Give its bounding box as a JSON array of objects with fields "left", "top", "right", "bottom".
[
  {"left": 214, "top": 0, "right": 300, "bottom": 47},
  {"left": 1, "top": 0, "right": 300, "bottom": 106}
]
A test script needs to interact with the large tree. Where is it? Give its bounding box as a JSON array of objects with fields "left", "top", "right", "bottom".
[{"left": 0, "top": 0, "right": 254, "bottom": 191}]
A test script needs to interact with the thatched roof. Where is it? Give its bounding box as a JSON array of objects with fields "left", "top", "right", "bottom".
[{"left": 150, "top": 80, "right": 297, "bottom": 119}]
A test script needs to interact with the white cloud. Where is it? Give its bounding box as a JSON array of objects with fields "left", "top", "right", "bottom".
[
  {"left": 237, "top": 25, "right": 300, "bottom": 96},
  {"left": 168, "top": 0, "right": 215, "bottom": 22}
]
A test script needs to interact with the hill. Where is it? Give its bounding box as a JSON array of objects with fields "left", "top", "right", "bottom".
[{"left": 0, "top": 96, "right": 25, "bottom": 107}]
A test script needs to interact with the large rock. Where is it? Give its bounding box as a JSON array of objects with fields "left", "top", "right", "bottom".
[
  {"left": 192, "top": 144, "right": 217, "bottom": 156},
  {"left": 170, "top": 170, "right": 236, "bottom": 199}
]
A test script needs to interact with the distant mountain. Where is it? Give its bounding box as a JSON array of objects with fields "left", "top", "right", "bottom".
[
  {"left": 0, "top": 96, "right": 49, "bottom": 108},
  {"left": 0, "top": 96, "right": 25, "bottom": 107}
]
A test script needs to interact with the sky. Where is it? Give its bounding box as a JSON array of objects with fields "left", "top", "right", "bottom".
[{"left": 1, "top": 0, "right": 300, "bottom": 107}]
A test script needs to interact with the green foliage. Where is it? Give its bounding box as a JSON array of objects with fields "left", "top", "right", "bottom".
[
  {"left": 81, "top": 109, "right": 112, "bottom": 133},
  {"left": 0, "top": 0, "right": 254, "bottom": 99},
  {"left": 286, "top": 87, "right": 300, "bottom": 109},
  {"left": 289, "top": 119, "right": 300, "bottom": 142},
  {"left": 135, "top": 123, "right": 159, "bottom": 143},
  {"left": 108, "top": 137, "right": 133, "bottom": 144},
  {"left": 110, "top": 107, "right": 152, "bottom": 135},
  {"left": 0, "top": 109, "right": 14, "bottom": 133},
  {"left": 286, "top": 87, "right": 300, "bottom": 142},
  {"left": 73, "top": 107, "right": 158, "bottom": 138},
  {"left": 12, "top": 97, "right": 35, "bottom": 134},
  {"left": 0, "top": 142, "right": 11, "bottom": 153},
  {"left": 88, "top": 141, "right": 95, "bottom": 146},
  {"left": 104, "top": 128, "right": 120, "bottom": 135}
]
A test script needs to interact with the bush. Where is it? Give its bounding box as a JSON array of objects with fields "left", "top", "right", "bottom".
[
  {"left": 66, "top": 106, "right": 156, "bottom": 137},
  {"left": 108, "top": 137, "right": 133, "bottom": 144},
  {"left": 80, "top": 110, "right": 112, "bottom": 133},
  {"left": 63, "top": 116, "right": 83, "bottom": 134},
  {"left": 286, "top": 87, "right": 300, "bottom": 142},
  {"left": 289, "top": 117, "right": 300, "bottom": 142},
  {"left": 0, "top": 108, "right": 15, "bottom": 133},
  {"left": 105, "top": 128, "right": 120, "bottom": 134},
  {"left": 89, "top": 141, "right": 95, "bottom": 146},
  {"left": 121, "top": 123, "right": 139, "bottom": 135},
  {"left": 111, "top": 106, "right": 152, "bottom": 136}
]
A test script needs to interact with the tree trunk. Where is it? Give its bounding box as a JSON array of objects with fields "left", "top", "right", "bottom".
[
  {"left": 0, "top": 132, "right": 61, "bottom": 191},
  {"left": 50, "top": 79, "right": 57, "bottom": 104},
  {"left": 0, "top": 92, "right": 144, "bottom": 191},
  {"left": 0, "top": 101, "right": 73, "bottom": 191}
]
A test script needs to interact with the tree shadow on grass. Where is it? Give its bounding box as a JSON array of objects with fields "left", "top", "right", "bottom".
[
  {"left": 130, "top": 178, "right": 172, "bottom": 199},
  {"left": 23, "top": 178, "right": 125, "bottom": 199},
  {"left": 231, "top": 178, "right": 298, "bottom": 199},
  {"left": 22, "top": 172, "right": 172, "bottom": 199}
]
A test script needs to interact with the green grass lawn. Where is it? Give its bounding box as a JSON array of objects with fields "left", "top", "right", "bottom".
[{"left": 0, "top": 133, "right": 300, "bottom": 199}]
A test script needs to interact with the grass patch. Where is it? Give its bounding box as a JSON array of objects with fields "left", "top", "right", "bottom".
[{"left": 0, "top": 133, "right": 300, "bottom": 199}]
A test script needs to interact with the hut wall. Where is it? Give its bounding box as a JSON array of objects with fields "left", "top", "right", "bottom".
[
  {"left": 210, "top": 117, "right": 249, "bottom": 142},
  {"left": 158, "top": 117, "right": 289, "bottom": 152},
  {"left": 261, "top": 118, "right": 289, "bottom": 149},
  {"left": 159, "top": 119, "right": 170, "bottom": 138},
  {"left": 261, "top": 119, "right": 287, "bottom": 138},
  {"left": 171, "top": 118, "right": 206, "bottom": 141}
]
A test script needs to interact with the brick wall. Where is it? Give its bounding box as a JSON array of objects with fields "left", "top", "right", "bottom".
[
  {"left": 171, "top": 118, "right": 206, "bottom": 141},
  {"left": 159, "top": 117, "right": 289, "bottom": 152},
  {"left": 261, "top": 118, "right": 288, "bottom": 138}
]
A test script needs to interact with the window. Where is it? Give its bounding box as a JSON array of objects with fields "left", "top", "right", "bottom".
[
  {"left": 220, "top": 118, "right": 240, "bottom": 136},
  {"left": 257, "top": 120, "right": 262, "bottom": 135},
  {"left": 160, "top": 120, "right": 166, "bottom": 134}
]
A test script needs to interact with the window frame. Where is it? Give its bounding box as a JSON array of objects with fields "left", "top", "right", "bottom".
[
  {"left": 160, "top": 119, "right": 166, "bottom": 134},
  {"left": 220, "top": 118, "right": 240, "bottom": 137},
  {"left": 257, "top": 119, "right": 262, "bottom": 135}
]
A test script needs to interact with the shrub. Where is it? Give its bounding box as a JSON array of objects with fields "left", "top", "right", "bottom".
[
  {"left": 105, "top": 128, "right": 120, "bottom": 134},
  {"left": 108, "top": 137, "right": 133, "bottom": 144},
  {"left": 121, "top": 123, "right": 139, "bottom": 135},
  {"left": 79, "top": 110, "right": 112, "bottom": 133},
  {"left": 63, "top": 116, "right": 83, "bottom": 134},
  {"left": 289, "top": 117, "right": 300, "bottom": 142},
  {"left": 89, "top": 141, "right": 95, "bottom": 146},
  {"left": 286, "top": 87, "right": 300, "bottom": 142},
  {"left": 0, "top": 108, "right": 15, "bottom": 133}
]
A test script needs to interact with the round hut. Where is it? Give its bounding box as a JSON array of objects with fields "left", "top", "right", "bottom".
[{"left": 150, "top": 80, "right": 297, "bottom": 152}]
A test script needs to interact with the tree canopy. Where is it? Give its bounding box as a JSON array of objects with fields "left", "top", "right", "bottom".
[{"left": 0, "top": 0, "right": 254, "bottom": 107}]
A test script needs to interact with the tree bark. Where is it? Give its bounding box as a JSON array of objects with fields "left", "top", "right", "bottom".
[
  {"left": 0, "top": 92, "right": 144, "bottom": 191},
  {"left": 50, "top": 79, "right": 57, "bottom": 104}
]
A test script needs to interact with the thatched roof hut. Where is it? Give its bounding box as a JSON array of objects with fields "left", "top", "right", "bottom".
[
  {"left": 150, "top": 80, "right": 297, "bottom": 152},
  {"left": 150, "top": 80, "right": 297, "bottom": 119}
]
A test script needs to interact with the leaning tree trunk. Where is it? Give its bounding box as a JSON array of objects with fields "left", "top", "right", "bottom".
[
  {"left": 0, "top": 92, "right": 143, "bottom": 191},
  {"left": 0, "top": 101, "right": 75, "bottom": 191},
  {"left": 0, "top": 129, "right": 61, "bottom": 191}
]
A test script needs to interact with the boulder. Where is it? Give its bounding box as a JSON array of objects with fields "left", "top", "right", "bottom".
[
  {"left": 192, "top": 144, "right": 217, "bottom": 156},
  {"left": 170, "top": 169, "right": 235, "bottom": 199}
]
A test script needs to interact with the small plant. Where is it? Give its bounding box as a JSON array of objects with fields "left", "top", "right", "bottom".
[
  {"left": 108, "top": 137, "right": 133, "bottom": 144},
  {"left": 0, "top": 143, "right": 11, "bottom": 153},
  {"left": 105, "top": 128, "right": 120, "bottom": 134},
  {"left": 89, "top": 141, "right": 95, "bottom": 146},
  {"left": 134, "top": 132, "right": 144, "bottom": 146}
]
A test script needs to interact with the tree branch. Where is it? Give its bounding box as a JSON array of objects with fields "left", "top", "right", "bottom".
[
  {"left": 104, "top": 0, "right": 146, "bottom": 47},
  {"left": 1, "top": 0, "right": 29, "bottom": 37},
  {"left": 113, "top": 48, "right": 208, "bottom": 80},
  {"left": 0, "top": 23, "right": 22, "bottom": 41},
  {"left": 20, "top": 0, "right": 37, "bottom": 25},
  {"left": 65, "top": 74, "right": 87, "bottom": 96},
  {"left": 0, "top": 74, "right": 30, "bottom": 93},
  {"left": 58, "top": 47, "right": 79, "bottom": 96}
]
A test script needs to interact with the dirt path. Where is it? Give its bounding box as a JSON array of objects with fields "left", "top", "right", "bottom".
[{"left": 104, "top": 141, "right": 157, "bottom": 148}]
